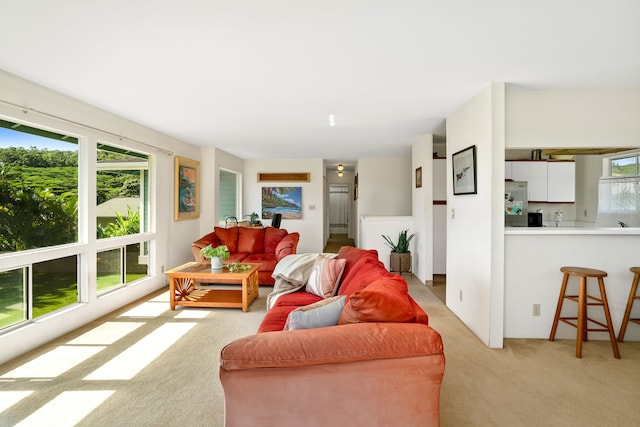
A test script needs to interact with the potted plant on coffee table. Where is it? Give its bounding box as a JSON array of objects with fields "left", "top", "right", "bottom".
[
  {"left": 199, "top": 244, "right": 230, "bottom": 272},
  {"left": 382, "top": 229, "right": 415, "bottom": 274}
]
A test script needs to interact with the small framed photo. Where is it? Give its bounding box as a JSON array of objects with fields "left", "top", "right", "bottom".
[
  {"left": 452, "top": 145, "right": 477, "bottom": 195},
  {"left": 415, "top": 167, "right": 422, "bottom": 188},
  {"left": 174, "top": 156, "right": 200, "bottom": 220}
]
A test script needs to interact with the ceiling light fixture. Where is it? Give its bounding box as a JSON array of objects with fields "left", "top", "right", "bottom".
[
  {"left": 337, "top": 171, "right": 343, "bottom": 177},
  {"left": 337, "top": 163, "right": 344, "bottom": 171}
]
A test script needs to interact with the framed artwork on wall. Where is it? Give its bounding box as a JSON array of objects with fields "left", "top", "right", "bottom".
[
  {"left": 174, "top": 156, "right": 200, "bottom": 220},
  {"left": 415, "top": 167, "right": 422, "bottom": 188},
  {"left": 452, "top": 145, "right": 477, "bottom": 195},
  {"left": 261, "top": 187, "right": 302, "bottom": 219}
]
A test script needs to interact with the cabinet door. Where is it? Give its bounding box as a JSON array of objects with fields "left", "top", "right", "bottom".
[
  {"left": 547, "top": 162, "right": 575, "bottom": 202},
  {"left": 528, "top": 162, "right": 548, "bottom": 202},
  {"left": 510, "top": 162, "right": 529, "bottom": 182},
  {"left": 510, "top": 161, "right": 547, "bottom": 201}
]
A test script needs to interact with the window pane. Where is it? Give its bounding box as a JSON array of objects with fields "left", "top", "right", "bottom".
[
  {"left": 0, "top": 120, "right": 78, "bottom": 252},
  {"left": 219, "top": 170, "right": 238, "bottom": 221},
  {"left": 32, "top": 256, "right": 78, "bottom": 319},
  {"left": 97, "top": 248, "right": 123, "bottom": 292},
  {"left": 97, "top": 144, "right": 149, "bottom": 238},
  {"left": 97, "top": 242, "right": 149, "bottom": 292},
  {"left": 611, "top": 156, "right": 638, "bottom": 177},
  {"left": 126, "top": 242, "right": 149, "bottom": 284},
  {"left": 0, "top": 267, "right": 27, "bottom": 330}
]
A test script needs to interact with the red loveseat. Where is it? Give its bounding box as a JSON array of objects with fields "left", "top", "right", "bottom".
[
  {"left": 219, "top": 246, "right": 445, "bottom": 426},
  {"left": 191, "top": 226, "right": 299, "bottom": 285}
]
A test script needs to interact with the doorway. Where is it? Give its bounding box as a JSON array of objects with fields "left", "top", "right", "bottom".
[
  {"left": 325, "top": 184, "right": 354, "bottom": 252},
  {"left": 328, "top": 184, "right": 349, "bottom": 235}
]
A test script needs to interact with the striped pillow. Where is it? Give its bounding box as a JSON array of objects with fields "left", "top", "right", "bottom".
[{"left": 305, "top": 254, "right": 347, "bottom": 298}]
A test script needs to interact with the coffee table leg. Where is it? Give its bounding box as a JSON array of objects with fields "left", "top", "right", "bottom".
[{"left": 169, "top": 278, "right": 176, "bottom": 310}]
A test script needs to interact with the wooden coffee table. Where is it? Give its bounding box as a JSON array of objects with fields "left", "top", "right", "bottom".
[{"left": 164, "top": 262, "right": 260, "bottom": 312}]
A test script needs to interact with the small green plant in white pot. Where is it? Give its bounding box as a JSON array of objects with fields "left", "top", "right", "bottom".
[{"left": 199, "top": 244, "right": 230, "bottom": 271}]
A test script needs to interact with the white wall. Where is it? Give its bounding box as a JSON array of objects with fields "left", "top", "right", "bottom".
[
  {"left": 0, "top": 69, "right": 200, "bottom": 364},
  {"left": 412, "top": 135, "right": 434, "bottom": 282},
  {"left": 506, "top": 87, "right": 640, "bottom": 148},
  {"left": 357, "top": 157, "right": 412, "bottom": 216},
  {"left": 243, "top": 159, "right": 325, "bottom": 253},
  {"left": 446, "top": 83, "right": 505, "bottom": 348}
]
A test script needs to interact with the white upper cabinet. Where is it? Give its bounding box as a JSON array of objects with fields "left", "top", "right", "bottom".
[
  {"left": 507, "top": 160, "right": 575, "bottom": 203},
  {"left": 547, "top": 161, "right": 576, "bottom": 202},
  {"left": 510, "top": 161, "right": 548, "bottom": 202}
]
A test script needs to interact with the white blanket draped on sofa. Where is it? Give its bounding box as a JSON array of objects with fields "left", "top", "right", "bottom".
[{"left": 266, "top": 253, "right": 337, "bottom": 309}]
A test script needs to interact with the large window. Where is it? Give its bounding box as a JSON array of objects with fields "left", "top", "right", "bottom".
[
  {"left": 96, "top": 143, "right": 150, "bottom": 293},
  {"left": 1, "top": 119, "right": 154, "bottom": 331},
  {"left": 1, "top": 120, "right": 80, "bottom": 329}
]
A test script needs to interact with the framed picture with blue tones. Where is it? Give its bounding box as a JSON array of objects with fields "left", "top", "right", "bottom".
[
  {"left": 261, "top": 187, "right": 302, "bottom": 219},
  {"left": 174, "top": 156, "right": 200, "bottom": 220}
]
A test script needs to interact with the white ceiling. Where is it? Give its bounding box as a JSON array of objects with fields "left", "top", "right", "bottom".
[{"left": 1, "top": 1, "right": 639, "bottom": 166}]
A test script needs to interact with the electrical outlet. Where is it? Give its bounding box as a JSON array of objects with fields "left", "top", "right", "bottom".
[
  {"left": 532, "top": 304, "right": 540, "bottom": 317},
  {"left": 584, "top": 209, "right": 588, "bottom": 217},
  {"left": 451, "top": 208, "right": 456, "bottom": 219},
  {"left": 459, "top": 290, "right": 463, "bottom": 302}
]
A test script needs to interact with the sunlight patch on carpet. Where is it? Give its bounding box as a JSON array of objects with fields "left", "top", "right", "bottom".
[
  {"left": 119, "top": 301, "right": 167, "bottom": 318},
  {"left": 66, "top": 322, "right": 145, "bottom": 345},
  {"left": 175, "top": 310, "right": 210, "bottom": 319},
  {"left": 83, "top": 322, "right": 196, "bottom": 380},
  {"left": 14, "top": 390, "right": 114, "bottom": 427},
  {"left": 0, "top": 391, "right": 33, "bottom": 413},
  {"left": 1, "top": 346, "right": 105, "bottom": 379}
]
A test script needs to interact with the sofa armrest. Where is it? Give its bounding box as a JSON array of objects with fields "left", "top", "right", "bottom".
[
  {"left": 221, "top": 322, "right": 443, "bottom": 370},
  {"left": 274, "top": 232, "right": 299, "bottom": 261},
  {"left": 191, "top": 231, "right": 219, "bottom": 261}
]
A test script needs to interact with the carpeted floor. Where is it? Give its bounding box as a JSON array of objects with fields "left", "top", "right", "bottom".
[{"left": 1, "top": 276, "right": 639, "bottom": 426}]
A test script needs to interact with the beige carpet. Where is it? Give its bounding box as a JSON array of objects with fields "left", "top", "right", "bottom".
[{"left": 1, "top": 277, "right": 639, "bottom": 426}]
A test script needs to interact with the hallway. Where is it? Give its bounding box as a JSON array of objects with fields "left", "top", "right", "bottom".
[{"left": 323, "top": 234, "right": 355, "bottom": 253}]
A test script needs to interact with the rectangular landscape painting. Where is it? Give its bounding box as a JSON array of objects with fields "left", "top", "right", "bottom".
[{"left": 261, "top": 187, "right": 302, "bottom": 219}]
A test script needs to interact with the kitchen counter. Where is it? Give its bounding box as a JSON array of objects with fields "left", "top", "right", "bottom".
[
  {"left": 504, "top": 226, "right": 640, "bottom": 235},
  {"left": 504, "top": 229, "right": 640, "bottom": 342}
]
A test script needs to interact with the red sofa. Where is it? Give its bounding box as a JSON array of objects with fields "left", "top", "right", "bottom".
[
  {"left": 219, "top": 246, "right": 445, "bottom": 426},
  {"left": 191, "top": 226, "right": 299, "bottom": 285}
]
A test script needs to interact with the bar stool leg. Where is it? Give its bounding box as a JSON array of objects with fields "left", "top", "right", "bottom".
[
  {"left": 576, "top": 277, "right": 587, "bottom": 358},
  {"left": 597, "top": 277, "right": 620, "bottom": 359},
  {"left": 549, "top": 272, "right": 569, "bottom": 341},
  {"left": 618, "top": 269, "right": 640, "bottom": 342}
]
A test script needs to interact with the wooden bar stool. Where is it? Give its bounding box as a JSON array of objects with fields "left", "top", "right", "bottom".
[
  {"left": 617, "top": 267, "right": 640, "bottom": 342},
  {"left": 549, "top": 266, "right": 620, "bottom": 359}
]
